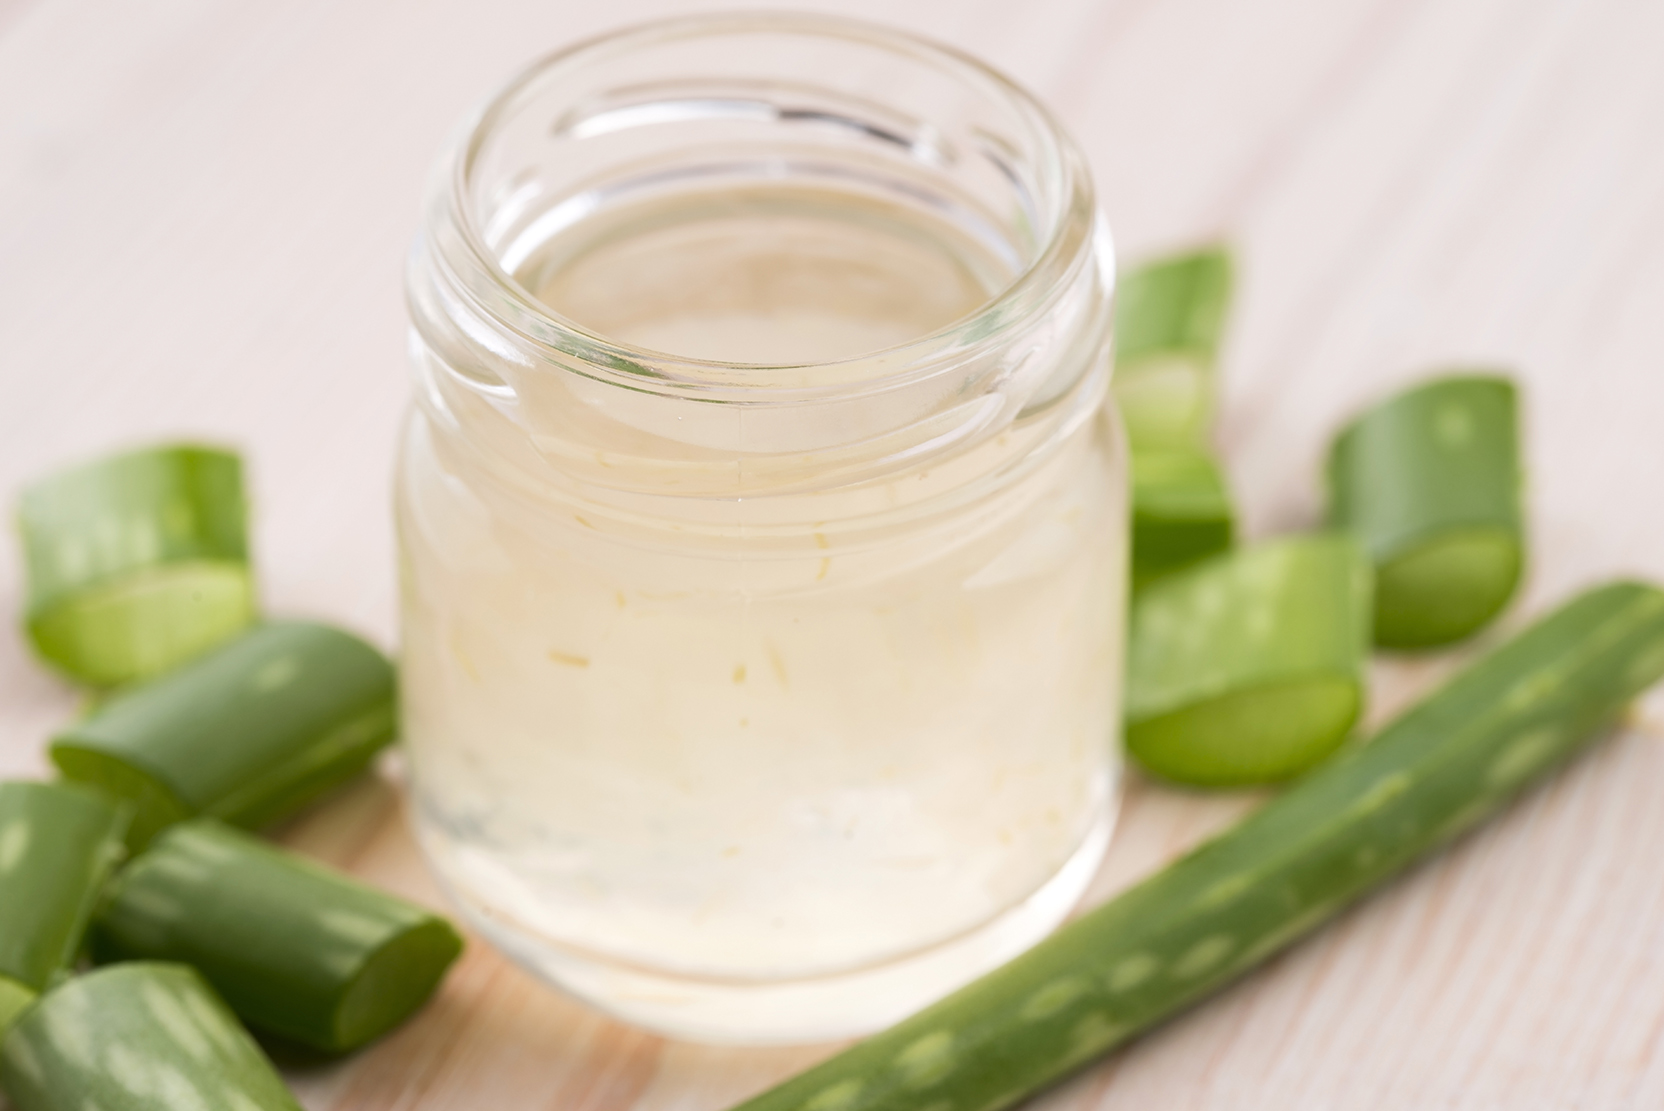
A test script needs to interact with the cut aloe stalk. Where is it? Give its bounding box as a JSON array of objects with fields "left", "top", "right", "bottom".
[
  {"left": 1125, "top": 534, "right": 1372, "bottom": 786},
  {"left": 94, "top": 819, "right": 463, "bottom": 1053},
  {"left": 726, "top": 582, "right": 1664, "bottom": 1111},
  {"left": 52, "top": 621, "right": 397, "bottom": 849},
  {"left": 1130, "top": 449, "right": 1234, "bottom": 586},
  {"left": 1328, "top": 374, "right": 1523, "bottom": 650},
  {"left": 0, "top": 781, "right": 130, "bottom": 1034},
  {"left": 1113, "top": 247, "right": 1232, "bottom": 452},
  {"left": 0, "top": 962, "right": 302, "bottom": 1110},
  {"left": 17, "top": 444, "right": 255, "bottom": 686}
]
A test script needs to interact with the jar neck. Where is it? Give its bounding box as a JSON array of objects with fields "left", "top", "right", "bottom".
[{"left": 404, "top": 14, "right": 1116, "bottom": 513}]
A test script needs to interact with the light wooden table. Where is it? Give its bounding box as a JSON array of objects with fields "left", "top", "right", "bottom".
[{"left": 4, "top": 0, "right": 1664, "bottom": 1107}]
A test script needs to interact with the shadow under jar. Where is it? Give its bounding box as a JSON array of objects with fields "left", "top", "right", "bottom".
[{"left": 399, "top": 13, "right": 1126, "bottom": 1044}]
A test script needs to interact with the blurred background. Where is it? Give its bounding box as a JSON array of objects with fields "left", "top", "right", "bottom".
[{"left": 3, "top": 0, "right": 1664, "bottom": 1105}]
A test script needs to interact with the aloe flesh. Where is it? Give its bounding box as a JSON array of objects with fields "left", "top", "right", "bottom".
[
  {"left": 1125, "top": 534, "right": 1372, "bottom": 786},
  {"left": 1327, "top": 374, "right": 1523, "bottom": 649},
  {"left": 17, "top": 445, "right": 254, "bottom": 686}
]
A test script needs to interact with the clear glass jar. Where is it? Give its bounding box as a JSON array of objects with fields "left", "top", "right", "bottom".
[{"left": 399, "top": 13, "right": 1125, "bottom": 1044}]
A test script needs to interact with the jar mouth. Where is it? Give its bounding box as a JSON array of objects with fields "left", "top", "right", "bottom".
[{"left": 438, "top": 11, "right": 1099, "bottom": 397}]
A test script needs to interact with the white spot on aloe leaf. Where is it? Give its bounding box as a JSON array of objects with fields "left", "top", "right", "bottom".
[
  {"left": 105, "top": 1042, "right": 154, "bottom": 1097},
  {"left": 174, "top": 832, "right": 236, "bottom": 864},
  {"left": 1062, "top": 1012, "right": 1128, "bottom": 1069},
  {"left": 153, "top": 1062, "right": 212, "bottom": 1111},
  {"left": 1195, "top": 873, "right": 1252, "bottom": 908},
  {"left": 1486, "top": 727, "right": 1560, "bottom": 788},
  {"left": 142, "top": 981, "right": 212, "bottom": 1063},
  {"left": 119, "top": 886, "right": 186, "bottom": 926},
  {"left": 316, "top": 909, "right": 394, "bottom": 946},
  {"left": 1020, "top": 977, "right": 1089, "bottom": 1022},
  {"left": 42, "top": 992, "right": 95, "bottom": 1069},
  {"left": 250, "top": 655, "right": 299, "bottom": 694},
  {"left": 1623, "top": 639, "right": 1664, "bottom": 690},
  {"left": 1502, "top": 672, "right": 1558, "bottom": 713},
  {"left": 1349, "top": 772, "right": 1412, "bottom": 816},
  {"left": 1171, "top": 935, "right": 1236, "bottom": 979},
  {"left": 0, "top": 819, "right": 30, "bottom": 874},
  {"left": 182, "top": 989, "right": 241, "bottom": 1058},
  {"left": 145, "top": 854, "right": 212, "bottom": 885},
  {"left": 893, "top": 1030, "right": 955, "bottom": 1088},
  {"left": 1434, "top": 403, "right": 1473, "bottom": 447},
  {"left": 802, "top": 1077, "right": 864, "bottom": 1111},
  {"left": 1107, "top": 953, "right": 1157, "bottom": 992}
]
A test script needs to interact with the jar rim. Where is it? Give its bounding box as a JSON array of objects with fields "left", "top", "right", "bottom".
[{"left": 436, "top": 11, "right": 1101, "bottom": 396}]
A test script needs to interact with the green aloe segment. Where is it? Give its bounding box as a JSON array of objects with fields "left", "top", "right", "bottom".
[
  {"left": 18, "top": 445, "right": 255, "bottom": 686},
  {"left": 727, "top": 582, "right": 1664, "bottom": 1111},
  {"left": 0, "top": 962, "right": 302, "bottom": 1110},
  {"left": 1327, "top": 374, "right": 1523, "bottom": 649},
  {"left": 1113, "top": 247, "right": 1231, "bottom": 452},
  {"left": 0, "top": 781, "right": 130, "bottom": 1030},
  {"left": 1130, "top": 449, "right": 1234, "bottom": 585},
  {"left": 93, "top": 819, "right": 462, "bottom": 1053},
  {"left": 1125, "top": 534, "right": 1372, "bottom": 786},
  {"left": 51, "top": 621, "right": 397, "bottom": 849}
]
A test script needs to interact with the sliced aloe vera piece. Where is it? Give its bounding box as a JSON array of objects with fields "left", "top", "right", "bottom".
[
  {"left": 0, "top": 963, "right": 302, "bottom": 1110},
  {"left": 725, "top": 582, "right": 1664, "bottom": 1111},
  {"left": 1130, "top": 449, "right": 1234, "bottom": 586},
  {"left": 94, "top": 819, "right": 463, "bottom": 1053},
  {"left": 1328, "top": 374, "right": 1523, "bottom": 650},
  {"left": 1113, "top": 247, "right": 1231, "bottom": 452},
  {"left": 51, "top": 621, "right": 397, "bottom": 849},
  {"left": 18, "top": 445, "right": 254, "bottom": 686},
  {"left": 0, "top": 782, "right": 130, "bottom": 1017},
  {"left": 1125, "top": 534, "right": 1372, "bottom": 786}
]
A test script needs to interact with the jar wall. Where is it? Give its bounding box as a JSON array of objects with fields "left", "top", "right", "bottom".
[{"left": 398, "top": 13, "right": 1125, "bottom": 1043}]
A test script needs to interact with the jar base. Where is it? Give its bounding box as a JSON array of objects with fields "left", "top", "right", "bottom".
[{"left": 427, "top": 805, "right": 1118, "bottom": 1045}]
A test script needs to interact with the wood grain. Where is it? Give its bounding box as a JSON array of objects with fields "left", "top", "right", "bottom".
[{"left": 3, "top": 0, "right": 1664, "bottom": 1106}]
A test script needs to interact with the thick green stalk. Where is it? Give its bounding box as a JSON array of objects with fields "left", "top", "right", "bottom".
[
  {"left": 17, "top": 444, "right": 254, "bottom": 686},
  {"left": 93, "top": 819, "right": 463, "bottom": 1053},
  {"left": 1112, "top": 247, "right": 1231, "bottom": 453},
  {"left": 0, "top": 782, "right": 130, "bottom": 1033},
  {"left": 0, "top": 962, "right": 301, "bottom": 1110},
  {"left": 1129, "top": 449, "right": 1234, "bottom": 586},
  {"left": 728, "top": 582, "right": 1664, "bottom": 1111},
  {"left": 1125, "top": 534, "right": 1371, "bottom": 785},
  {"left": 1327, "top": 374, "right": 1523, "bottom": 649},
  {"left": 52, "top": 621, "right": 397, "bottom": 848}
]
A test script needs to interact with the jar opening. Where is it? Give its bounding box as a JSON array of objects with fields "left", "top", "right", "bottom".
[{"left": 440, "top": 12, "right": 1097, "bottom": 393}]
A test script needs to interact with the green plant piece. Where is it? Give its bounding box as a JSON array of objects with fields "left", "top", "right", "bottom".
[
  {"left": 1130, "top": 449, "right": 1234, "bottom": 586},
  {"left": 17, "top": 444, "right": 254, "bottom": 686},
  {"left": 1125, "top": 534, "right": 1372, "bottom": 786},
  {"left": 93, "top": 819, "right": 463, "bottom": 1053},
  {"left": 1113, "top": 247, "right": 1232, "bottom": 452},
  {"left": 1328, "top": 374, "right": 1523, "bottom": 649},
  {"left": 0, "top": 781, "right": 130, "bottom": 1034},
  {"left": 726, "top": 582, "right": 1664, "bottom": 1111},
  {"left": 51, "top": 621, "right": 396, "bottom": 849},
  {"left": 0, "top": 962, "right": 302, "bottom": 1110}
]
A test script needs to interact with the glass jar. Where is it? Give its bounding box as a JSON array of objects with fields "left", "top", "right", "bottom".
[{"left": 399, "top": 13, "right": 1125, "bottom": 1044}]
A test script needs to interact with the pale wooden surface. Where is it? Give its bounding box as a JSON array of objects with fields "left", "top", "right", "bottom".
[{"left": 4, "top": 0, "right": 1664, "bottom": 1107}]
